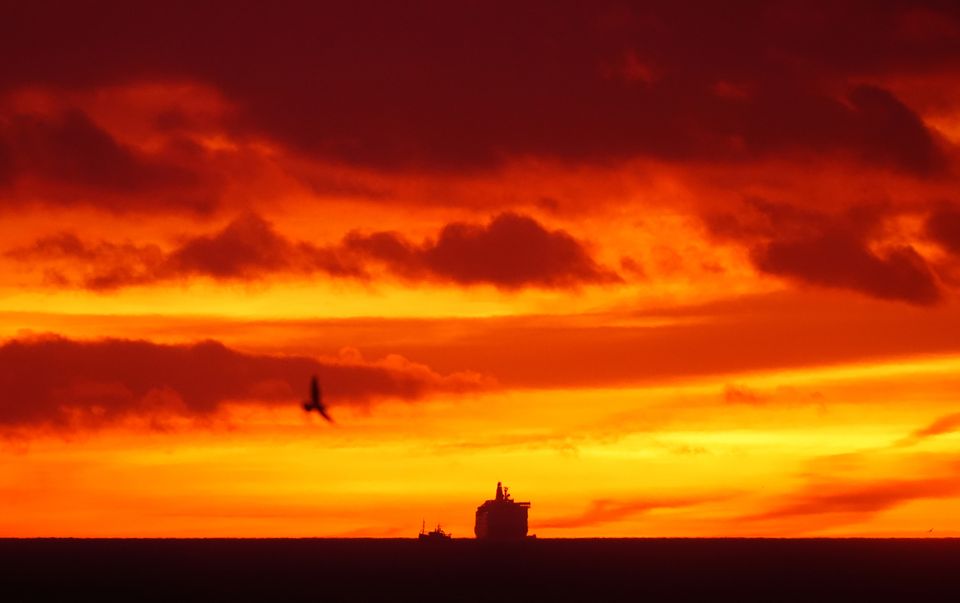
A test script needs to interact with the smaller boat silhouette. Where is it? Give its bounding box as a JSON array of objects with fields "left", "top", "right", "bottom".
[{"left": 418, "top": 520, "right": 452, "bottom": 540}]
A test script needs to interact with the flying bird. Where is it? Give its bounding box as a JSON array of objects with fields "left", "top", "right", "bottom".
[{"left": 303, "top": 375, "right": 333, "bottom": 423}]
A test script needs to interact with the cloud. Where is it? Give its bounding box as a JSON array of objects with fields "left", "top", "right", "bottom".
[
  {"left": 345, "top": 212, "right": 622, "bottom": 288},
  {"left": 709, "top": 200, "right": 943, "bottom": 304},
  {"left": 6, "top": 232, "right": 167, "bottom": 290},
  {"left": 845, "top": 85, "right": 946, "bottom": 175},
  {"left": 0, "top": 109, "right": 211, "bottom": 212},
  {"left": 175, "top": 291, "right": 960, "bottom": 391},
  {"left": 535, "top": 495, "right": 725, "bottom": 529},
  {"left": 6, "top": 214, "right": 366, "bottom": 290},
  {"left": 745, "top": 476, "right": 960, "bottom": 522},
  {"left": 165, "top": 213, "right": 362, "bottom": 280},
  {"left": 0, "top": 335, "right": 492, "bottom": 430},
  {"left": 754, "top": 233, "right": 941, "bottom": 305},
  {"left": 0, "top": 136, "right": 11, "bottom": 185},
  {"left": 0, "top": 3, "right": 953, "bottom": 173},
  {"left": 926, "top": 204, "right": 960, "bottom": 256},
  {"left": 723, "top": 384, "right": 766, "bottom": 405},
  {"left": 9, "top": 212, "right": 620, "bottom": 290},
  {"left": 895, "top": 412, "right": 960, "bottom": 447}
]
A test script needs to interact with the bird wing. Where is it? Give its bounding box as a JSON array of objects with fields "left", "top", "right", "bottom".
[{"left": 303, "top": 375, "right": 333, "bottom": 422}]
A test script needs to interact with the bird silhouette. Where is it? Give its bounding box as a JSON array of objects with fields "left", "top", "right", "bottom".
[{"left": 303, "top": 375, "right": 333, "bottom": 422}]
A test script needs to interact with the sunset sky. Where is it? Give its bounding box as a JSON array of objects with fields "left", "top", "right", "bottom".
[{"left": 3, "top": 1, "right": 960, "bottom": 538}]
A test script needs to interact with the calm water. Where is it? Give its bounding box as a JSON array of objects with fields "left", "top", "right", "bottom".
[{"left": 2, "top": 538, "right": 959, "bottom": 601}]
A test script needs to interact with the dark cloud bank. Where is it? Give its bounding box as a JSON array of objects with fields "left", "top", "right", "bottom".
[
  {"left": 0, "top": 335, "right": 490, "bottom": 430},
  {"left": 0, "top": 1, "right": 956, "bottom": 174},
  {"left": 0, "top": 109, "right": 212, "bottom": 213},
  {"left": 2, "top": 2, "right": 959, "bottom": 305}
]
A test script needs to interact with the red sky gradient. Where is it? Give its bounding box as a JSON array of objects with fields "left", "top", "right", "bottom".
[{"left": 3, "top": 1, "right": 960, "bottom": 537}]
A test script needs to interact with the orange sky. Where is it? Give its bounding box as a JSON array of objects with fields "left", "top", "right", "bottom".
[{"left": 2, "top": 1, "right": 960, "bottom": 537}]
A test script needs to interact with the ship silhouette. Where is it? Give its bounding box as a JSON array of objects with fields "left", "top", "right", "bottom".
[
  {"left": 418, "top": 521, "right": 452, "bottom": 541},
  {"left": 474, "top": 482, "right": 532, "bottom": 540}
]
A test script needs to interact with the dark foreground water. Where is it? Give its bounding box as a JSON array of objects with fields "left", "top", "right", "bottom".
[{"left": 2, "top": 538, "right": 959, "bottom": 602}]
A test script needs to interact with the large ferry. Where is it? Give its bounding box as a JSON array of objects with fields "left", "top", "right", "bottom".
[{"left": 474, "top": 482, "right": 531, "bottom": 540}]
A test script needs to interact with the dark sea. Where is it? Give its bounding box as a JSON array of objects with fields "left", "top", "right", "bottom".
[{"left": 2, "top": 538, "right": 958, "bottom": 602}]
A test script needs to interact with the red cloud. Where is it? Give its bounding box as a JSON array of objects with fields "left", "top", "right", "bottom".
[
  {"left": 0, "top": 136, "right": 11, "bottom": 185},
  {"left": 709, "top": 200, "right": 943, "bottom": 305},
  {"left": 0, "top": 109, "right": 211, "bottom": 213},
  {"left": 536, "top": 495, "right": 727, "bottom": 529},
  {"left": 746, "top": 476, "right": 960, "bottom": 521},
  {"left": 723, "top": 384, "right": 766, "bottom": 405},
  {"left": 346, "top": 212, "right": 622, "bottom": 288},
  {"left": 0, "top": 3, "right": 954, "bottom": 174},
  {"left": 896, "top": 412, "right": 960, "bottom": 447},
  {"left": 6, "top": 215, "right": 366, "bottom": 290},
  {"left": 0, "top": 335, "right": 491, "bottom": 430},
  {"left": 166, "top": 213, "right": 362, "bottom": 280},
  {"left": 926, "top": 204, "right": 960, "bottom": 256},
  {"left": 9, "top": 212, "right": 620, "bottom": 290},
  {"left": 754, "top": 233, "right": 941, "bottom": 305},
  {"left": 845, "top": 85, "right": 946, "bottom": 175},
  {"left": 6, "top": 232, "right": 167, "bottom": 290}
]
